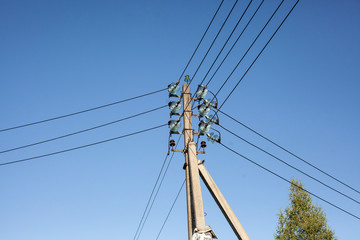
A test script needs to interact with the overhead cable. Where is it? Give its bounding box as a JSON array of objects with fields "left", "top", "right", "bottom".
[
  {"left": 0, "top": 105, "right": 167, "bottom": 154},
  {"left": 155, "top": 179, "right": 186, "bottom": 240},
  {"left": 219, "top": 124, "right": 360, "bottom": 205},
  {"left": 0, "top": 124, "right": 167, "bottom": 167},
  {"left": 196, "top": 0, "right": 255, "bottom": 88},
  {"left": 134, "top": 136, "right": 180, "bottom": 240},
  {"left": 218, "top": 109, "right": 360, "bottom": 195},
  {"left": 190, "top": 0, "right": 239, "bottom": 83},
  {"left": 0, "top": 88, "right": 166, "bottom": 133},
  {"left": 219, "top": 142, "right": 360, "bottom": 221},
  {"left": 212, "top": 0, "right": 285, "bottom": 101},
  {"left": 177, "top": 0, "right": 225, "bottom": 83},
  {"left": 216, "top": 0, "right": 300, "bottom": 112},
  {"left": 205, "top": 0, "right": 264, "bottom": 86}
]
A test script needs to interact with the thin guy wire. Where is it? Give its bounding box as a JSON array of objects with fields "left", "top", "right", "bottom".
[
  {"left": 155, "top": 179, "right": 186, "bottom": 240},
  {"left": 0, "top": 88, "right": 167, "bottom": 133},
  {"left": 177, "top": 0, "right": 225, "bottom": 83},
  {"left": 0, "top": 105, "right": 167, "bottom": 154},
  {"left": 218, "top": 108, "right": 360, "bottom": 195},
  {"left": 206, "top": 0, "right": 265, "bottom": 86},
  {"left": 219, "top": 124, "right": 360, "bottom": 205},
  {"left": 220, "top": 142, "right": 360, "bottom": 220},
  {"left": 135, "top": 138, "right": 180, "bottom": 240},
  {"left": 0, "top": 124, "right": 167, "bottom": 166}
]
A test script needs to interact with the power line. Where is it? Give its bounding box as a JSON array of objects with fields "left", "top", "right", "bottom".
[
  {"left": 132, "top": 152, "right": 170, "bottom": 240},
  {"left": 219, "top": 124, "right": 360, "bottom": 205},
  {"left": 190, "top": 0, "right": 239, "bottom": 83},
  {"left": 205, "top": 0, "right": 264, "bottom": 86},
  {"left": 196, "top": 0, "right": 255, "bottom": 88},
  {"left": 177, "top": 0, "right": 225, "bottom": 83},
  {"left": 0, "top": 124, "right": 167, "bottom": 167},
  {"left": 0, "top": 105, "right": 167, "bottom": 154},
  {"left": 136, "top": 146, "right": 177, "bottom": 240},
  {"left": 218, "top": 109, "right": 360, "bottom": 195},
  {"left": 155, "top": 179, "right": 186, "bottom": 240},
  {"left": 134, "top": 136, "right": 180, "bottom": 240},
  {"left": 0, "top": 88, "right": 167, "bottom": 133},
  {"left": 212, "top": 0, "right": 285, "bottom": 102},
  {"left": 219, "top": 142, "right": 360, "bottom": 221},
  {"left": 174, "top": 0, "right": 227, "bottom": 132},
  {"left": 180, "top": 0, "right": 242, "bottom": 127},
  {"left": 216, "top": 0, "right": 299, "bottom": 112}
]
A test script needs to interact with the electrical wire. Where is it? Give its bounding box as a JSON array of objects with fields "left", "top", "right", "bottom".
[
  {"left": 135, "top": 137, "right": 180, "bottom": 240},
  {"left": 0, "top": 88, "right": 167, "bottom": 133},
  {"left": 212, "top": 0, "right": 285, "bottom": 103},
  {"left": 155, "top": 179, "right": 186, "bottom": 240},
  {"left": 216, "top": 0, "right": 300, "bottom": 112},
  {"left": 193, "top": 0, "right": 253, "bottom": 90},
  {"left": 205, "top": 0, "right": 264, "bottom": 86},
  {"left": 190, "top": 0, "right": 239, "bottom": 83},
  {"left": 132, "top": 150, "right": 172, "bottom": 240},
  {"left": 178, "top": 0, "right": 243, "bottom": 133},
  {"left": 177, "top": 0, "right": 225, "bottom": 83},
  {"left": 0, "top": 105, "right": 167, "bottom": 154},
  {"left": 219, "top": 124, "right": 360, "bottom": 205},
  {"left": 0, "top": 124, "right": 167, "bottom": 167},
  {"left": 219, "top": 142, "right": 360, "bottom": 220},
  {"left": 218, "top": 109, "right": 360, "bottom": 195}
]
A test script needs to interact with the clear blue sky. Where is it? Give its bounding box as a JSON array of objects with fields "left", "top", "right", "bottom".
[{"left": 1, "top": 0, "right": 359, "bottom": 239}]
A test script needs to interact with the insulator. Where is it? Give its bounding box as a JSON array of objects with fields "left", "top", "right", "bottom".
[
  {"left": 168, "top": 82, "right": 180, "bottom": 94},
  {"left": 199, "top": 121, "right": 211, "bottom": 134},
  {"left": 201, "top": 141, "right": 207, "bottom": 149},
  {"left": 206, "top": 132, "right": 220, "bottom": 143},
  {"left": 169, "top": 101, "right": 182, "bottom": 113},
  {"left": 168, "top": 120, "right": 181, "bottom": 132},
  {"left": 184, "top": 75, "right": 190, "bottom": 83},
  {"left": 198, "top": 104, "right": 211, "bottom": 117},
  {"left": 169, "top": 139, "right": 175, "bottom": 147},
  {"left": 196, "top": 85, "right": 208, "bottom": 99},
  {"left": 205, "top": 114, "right": 218, "bottom": 125},
  {"left": 203, "top": 98, "right": 217, "bottom": 108}
]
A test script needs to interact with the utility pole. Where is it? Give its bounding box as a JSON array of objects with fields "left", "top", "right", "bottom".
[
  {"left": 169, "top": 79, "right": 250, "bottom": 240},
  {"left": 182, "top": 83, "right": 213, "bottom": 239}
]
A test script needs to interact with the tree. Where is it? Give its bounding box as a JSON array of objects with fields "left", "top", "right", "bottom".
[{"left": 274, "top": 179, "right": 337, "bottom": 240}]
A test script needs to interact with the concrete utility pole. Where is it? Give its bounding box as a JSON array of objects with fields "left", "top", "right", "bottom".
[{"left": 175, "top": 83, "right": 250, "bottom": 240}]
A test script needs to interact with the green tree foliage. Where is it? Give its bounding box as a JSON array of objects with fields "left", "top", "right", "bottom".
[{"left": 274, "top": 179, "right": 337, "bottom": 240}]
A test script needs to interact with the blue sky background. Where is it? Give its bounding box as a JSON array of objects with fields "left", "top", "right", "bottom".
[{"left": 1, "top": 0, "right": 359, "bottom": 239}]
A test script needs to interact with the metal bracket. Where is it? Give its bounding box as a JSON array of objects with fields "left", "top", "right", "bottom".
[{"left": 171, "top": 148, "right": 184, "bottom": 153}]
